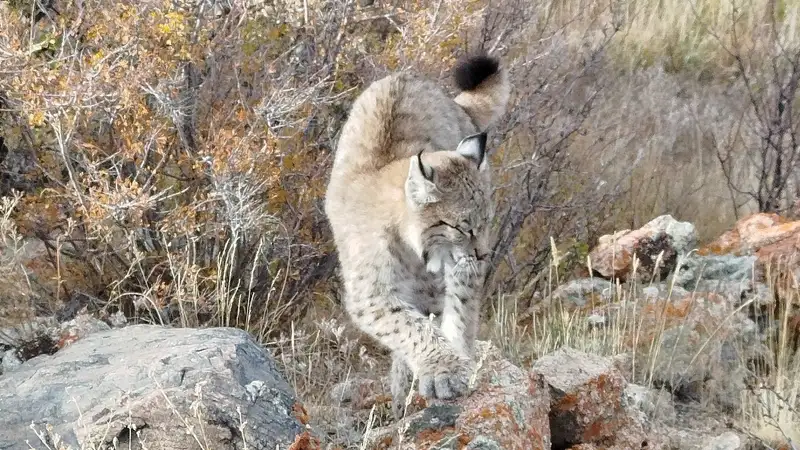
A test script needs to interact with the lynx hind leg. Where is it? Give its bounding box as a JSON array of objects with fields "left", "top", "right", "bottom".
[{"left": 390, "top": 353, "right": 413, "bottom": 420}]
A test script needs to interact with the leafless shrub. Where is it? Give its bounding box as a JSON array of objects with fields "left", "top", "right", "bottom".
[{"left": 704, "top": 1, "right": 800, "bottom": 214}]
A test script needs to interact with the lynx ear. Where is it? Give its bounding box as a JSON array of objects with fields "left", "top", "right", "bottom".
[
  {"left": 456, "top": 132, "right": 488, "bottom": 169},
  {"left": 406, "top": 151, "right": 439, "bottom": 207}
]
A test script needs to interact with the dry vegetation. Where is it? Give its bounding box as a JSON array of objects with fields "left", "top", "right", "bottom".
[{"left": 1, "top": 0, "right": 799, "bottom": 448}]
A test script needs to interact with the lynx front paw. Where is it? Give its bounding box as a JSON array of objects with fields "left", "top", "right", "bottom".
[{"left": 418, "top": 357, "right": 472, "bottom": 400}]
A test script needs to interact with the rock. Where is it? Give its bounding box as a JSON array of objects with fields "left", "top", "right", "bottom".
[
  {"left": 329, "top": 376, "right": 392, "bottom": 410},
  {"left": 642, "top": 283, "right": 690, "bottom": 301},
  {"left": 671, "top": 253, "right": 773, "bottom": 308},
  {"left": 624, "top": 384, "right": 676, "bottom": 422},
  {"left": 642, "top": 285, "right": 660, "bottom": 299},
  {"left": 107, "top": 310, "right": 128, "bottom": 328},
  {"left": 551, "top": 278, "right": 615, "bottom": 308},
  {"left": 611, "top": 353, "right": 634, "bottom": 383},
  {"left": 589, "top": 215, "right": 697, "bottom": 281},
  {"left": 0, "top": 316, "right": 59, "bottom": 371},
  {"left": 363, "top": 341, "right": 551, "bottom": 450},
  {"left": 586, "top": 312, "right": 606, "bottom": 327},
  {"left": 653, "top": 214, "right": 698, "bottom": 255},
  {"left": 0, "top": 325, "right": 312, "bottom": 450},
  {"left": 700, "top": 213, "right": 800, "bottom": 260},
  {"left": 1, "top": 349, "right": 21, "bottom": 373},
  {"left": 56, "top": 313, "right": 111, "bottom": 348},
  {"left": 701, "top": 431, "right": 744, "bottom": 450},
  {"left": 0, "top": 312, "right": 132, "bottom": 368},
  {"left": 665, "top": 427, "right": 749, "bottom": 450},
  {"left": 642, "top": 295, "right": 770, "bottom": 409},
  {"left": 700, "top": 214, "right": 799, "bottom": 296},
  {"left": 531, "top": 347, "right": 653, "bottom": 448},
  {"left": 673, "top": 254, "right": 758, "bottom": 289},
  {"left": 306, "top": 405, "right": 363, "bottom": 447}
]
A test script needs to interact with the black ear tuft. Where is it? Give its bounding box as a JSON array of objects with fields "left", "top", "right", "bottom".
[
  {"left": 453, "top": 54, "right": 500, "bottom": 91},
  {"left": 416, "top": 150, "right": 434, "bottom": 180},
  {"left": 476, "top": 132, "right": 488, "bottom": 153}
]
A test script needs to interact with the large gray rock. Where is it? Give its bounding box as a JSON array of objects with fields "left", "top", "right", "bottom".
[
  {"left": 701, "top": 432, "right": 744, "bottom": 450},
  {"left": 647, "top": 306, "right": 770, "bottom": 411},
  {"left": 0, "top": 325, "right": 308, "bottom": 450},
  {"left": 624, "top": 383, "right": 676, "bottom": 423},
  {"left": 589, "top": 214, "right": 697, "bottom": 281},
  {"left": 551, "top": 278, "right": 614, "bottom": 308},
  {"left": 673, "top": 254, "right": 758, "bottom": 290},
  {"left": 648, "top": 214, "right": 698, "bottom": 255}
]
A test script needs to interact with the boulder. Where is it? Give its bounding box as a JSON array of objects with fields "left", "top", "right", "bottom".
[
  {"left": 363, "top": 341, "right": 551, "bottom": 450},
  {"left": 329, "top": 376, "right": 392, "bottom": 410},
  {"left": 0, "top": 325, "right": 312, "bottom": 450},
  {"left": 623, "top": 383, "right": 676, "bottom": 423},
  {"left": 642, "top": 283, "right": 690, "bottom": 301},
  {"left": 1, "top": 312, "right": 128, "bottom": 375},
  {"left": 664, "top": 428, "right": 750, "bottom": 450},
  {"left": 657, "top": 213, "right": 800, "bottom": 314},
  {"left": 699, "top": 213, "right": 800, "bottom": 261},
  {"left": 699, "top": 213, "right": 799, "bottom": 301},
  {"left": 701, "top": 431, "right": 744, "bottom": 450},
  {"left": 589, "top": 215, "right": 697, "bottom": 281},
  {"left": 531, "top": 347, "right": 659, "bottom": 449},
  {"left": 673, "top": 254, "right": 759, "bottom": 291},
  {"left": 638, "top": 294, "right": 770, "bottom": 410},
  {"left": 550, "top": 278, "right": 615, "bottom": 309},
  {"left": 305, "top": 405, "right": 364, "bottom": 448}
]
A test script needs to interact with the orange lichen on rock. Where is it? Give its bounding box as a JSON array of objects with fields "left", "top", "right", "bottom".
[
  {"left": 700, "top": 213, "right": 800, "bottom": 263},
  {"left": 288, "top": 431, "right": 321, "bottom": 450},
  {"left": 415, "top": 426, "right": 458, "bottom": 447},
  {"left": 293, "top": 402, "right": 310, "bottom": 425},
  {"left": 371, "top": 435, "right": 395, "bottom": 450},
  {"left": 362, "top": 342, "right": 551, "bottom": 450},
  {"left": 460, "top": 403, "right": 520, "bottom": 435},
  {"left": 581, "top": 415, "right": 625, "bottom": 442},
  {"left": 532, "top": 347, "right": 646, "bottom": 448}
]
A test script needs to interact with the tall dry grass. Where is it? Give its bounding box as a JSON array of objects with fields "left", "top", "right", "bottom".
[{"left": 542, "top": 0, "right": 800, "bottom": 74}]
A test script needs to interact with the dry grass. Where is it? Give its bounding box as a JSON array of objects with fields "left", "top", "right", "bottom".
[{"left": 542, "top": 0, "right": 800, "bottom": 74}]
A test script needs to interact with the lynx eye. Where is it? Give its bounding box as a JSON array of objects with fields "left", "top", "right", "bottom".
[{"left": 434, "top": 220, "right": 471, "bottom": 237}]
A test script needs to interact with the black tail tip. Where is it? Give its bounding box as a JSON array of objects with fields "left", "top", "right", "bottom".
[{"left": 453, "top": 54, "right": 500, "bottom": 91}]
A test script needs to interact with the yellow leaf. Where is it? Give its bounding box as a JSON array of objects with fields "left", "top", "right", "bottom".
[{"left": 28, "top": 111, "right": 45, "bottom": 127}]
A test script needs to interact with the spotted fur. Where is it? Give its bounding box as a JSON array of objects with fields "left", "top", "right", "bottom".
[{"left": 323, "top": 55, "right": 510, "bottom": 419}]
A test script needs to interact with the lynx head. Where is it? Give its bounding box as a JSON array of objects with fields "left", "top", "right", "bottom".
[{"left": 404, "top": 132, "right": 494, "bottom": 274}]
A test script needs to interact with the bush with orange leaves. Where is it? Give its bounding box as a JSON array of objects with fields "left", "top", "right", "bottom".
[
  {"left": 0, "top": 0, "right": 367, "bottom": 338},
  {"left": 0, "top": 0, "right": 628, "bottom": 339}
]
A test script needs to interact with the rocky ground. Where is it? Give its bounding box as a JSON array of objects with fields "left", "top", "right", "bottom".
[
  {"left": 321, "top": 343, "right": 754, "bottom": 450},
  {"left": 1, "top": 212, "right": 798, "bottom": 449}
]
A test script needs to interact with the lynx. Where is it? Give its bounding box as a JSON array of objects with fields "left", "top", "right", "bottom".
[{"left": 323, "top": 55, "right": 510, "bottom": 418}]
